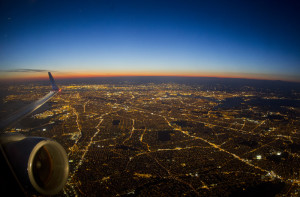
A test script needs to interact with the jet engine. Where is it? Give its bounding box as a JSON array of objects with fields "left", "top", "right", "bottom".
[{"left": 0, "top": 133, "right": 69, "bottom": 195}]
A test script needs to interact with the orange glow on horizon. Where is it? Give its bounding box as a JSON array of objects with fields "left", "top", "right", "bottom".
[{"left": 0, "top": 71, "right": 299, "bottom": 83}]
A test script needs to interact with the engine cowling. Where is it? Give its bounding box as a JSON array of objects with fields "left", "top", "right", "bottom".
[{"left": 0, "top": 134, "right": 69, "bottom": 195}]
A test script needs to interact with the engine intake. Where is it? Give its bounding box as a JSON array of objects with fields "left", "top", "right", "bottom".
[{"left": 0, "top": 134, "right": 69, "bottom": 195}]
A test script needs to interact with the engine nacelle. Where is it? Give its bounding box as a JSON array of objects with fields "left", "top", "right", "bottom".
[{"left": 0, "top": 133, "right": 69, "bottom": 195}]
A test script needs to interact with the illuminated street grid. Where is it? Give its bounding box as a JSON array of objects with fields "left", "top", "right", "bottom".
[{"left": 1, "top": 81, "right": 299, "bottom": 196}]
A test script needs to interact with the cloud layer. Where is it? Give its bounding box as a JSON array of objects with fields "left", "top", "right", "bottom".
[{"left": 1, "top": 68, "right": 50, "bottom": 73}]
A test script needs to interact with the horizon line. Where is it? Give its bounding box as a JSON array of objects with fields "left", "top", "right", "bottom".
[{"left": 0, "top": 73, "right": 299, "bottom": 83}]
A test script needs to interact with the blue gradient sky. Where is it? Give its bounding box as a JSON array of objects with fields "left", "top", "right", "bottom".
[{"left": 0, "top": 0, "right": 300, "bottom": 81}]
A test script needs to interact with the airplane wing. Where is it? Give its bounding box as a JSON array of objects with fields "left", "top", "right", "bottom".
[{"left": 0, "top": 72, "right": 60, "bottom": 131}]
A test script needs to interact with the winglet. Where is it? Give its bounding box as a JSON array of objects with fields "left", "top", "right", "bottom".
[{"left": 48, "top": 72, "right": 59, "bottom": 91}]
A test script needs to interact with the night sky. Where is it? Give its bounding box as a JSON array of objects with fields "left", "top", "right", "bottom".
[{"left": 0, "top": 0, "right": 300, "bottom": 81}]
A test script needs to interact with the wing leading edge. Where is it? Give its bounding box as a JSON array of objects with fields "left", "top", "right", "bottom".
[{"left": 0, "top": 72, "right": 60, "bottom": 131}]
